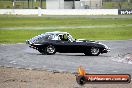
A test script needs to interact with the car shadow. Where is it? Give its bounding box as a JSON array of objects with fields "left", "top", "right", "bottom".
[
  {"left": 55, "top": 53, "right": 111, "bottom": 57},
  {"left": 27, "top": 52, "right": 111, "bottom": 57}
]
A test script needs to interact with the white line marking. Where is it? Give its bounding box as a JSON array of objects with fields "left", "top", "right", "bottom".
[{"left": 0, "top": 24, "right": 132, "bottom": 30}]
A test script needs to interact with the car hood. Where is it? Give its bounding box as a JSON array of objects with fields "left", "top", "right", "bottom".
[
  {"left": 76, "top": 39, "right": 98, "bottom": 43},
  {"left": 76, "top": 39, "right": 110, "bottom": 49}
]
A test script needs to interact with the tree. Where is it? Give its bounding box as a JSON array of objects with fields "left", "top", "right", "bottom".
[
  {"left": 118, "top": 2, "right": 123, "bottom": 9},
  {"left": 128, "top": 0, "right": 132, "bottom": 3}
]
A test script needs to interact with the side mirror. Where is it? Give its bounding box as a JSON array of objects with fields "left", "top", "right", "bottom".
[{"left": 73, "top": 39, "right": 77, "bottom": 42}]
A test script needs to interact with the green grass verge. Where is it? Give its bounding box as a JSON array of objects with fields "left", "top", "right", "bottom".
[
  {"left": 0, "top": 27, "right": 132, "bottom": 44},
  {"left": 0, "top": 15, "right": 132, "bottom": 43},
  {"left": 0, "top": 15, "right": 132, "bottom": 28}
]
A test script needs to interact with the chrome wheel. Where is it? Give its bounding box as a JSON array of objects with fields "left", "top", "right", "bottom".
[
  {"left": 46, "top": 45, "right": 56, "bottom": 55},
  {"left": 90, "top": 47, "right": 100, "bottom": 56}
]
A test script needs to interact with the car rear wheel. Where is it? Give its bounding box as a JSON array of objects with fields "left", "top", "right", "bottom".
[
  {"left": 38, "top": 48, "right": 46, "bottom": 55},
  {"left": 45, "top": 45, "right": 56, "bottom": 55},
  {"left": 38, "top": 45, "right": 56, "bottom": 55}
]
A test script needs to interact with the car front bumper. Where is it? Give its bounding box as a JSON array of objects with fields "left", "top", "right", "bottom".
[{"left": 102, "top": 48, "right": 110, "bottom": 53}]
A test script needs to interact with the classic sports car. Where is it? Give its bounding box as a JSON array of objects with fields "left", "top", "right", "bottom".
[{"left": 26, "top": 31, "right": 110, "bottom": 56}]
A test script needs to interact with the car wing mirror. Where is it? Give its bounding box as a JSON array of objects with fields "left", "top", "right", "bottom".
[{"left": 73, "top": 39, "right": 77, "bottom": 42}]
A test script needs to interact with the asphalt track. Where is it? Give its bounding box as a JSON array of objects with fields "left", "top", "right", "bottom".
[{"left": 0, "top": 40, "right": 132, "bottom": 75}]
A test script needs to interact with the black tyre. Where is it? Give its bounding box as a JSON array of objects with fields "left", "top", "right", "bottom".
[
  {"left": 38, "top": 45, "right": 56, "bottom": 55},
  {"left": 76, "top": 76, "right": 86, "bottom": 85},
  {"left": 38, "top": 48, "right": 46, "bottom": 55},
  {"left": 90, "top": 47, "right": 100, "bottom": 56},
  {"left": 84, "top": 47, "right": 100, "bottom": 56}
]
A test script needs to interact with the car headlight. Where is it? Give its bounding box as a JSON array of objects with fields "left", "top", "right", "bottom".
[{"left": 104, "top": 44, "right": 109, "bottom": 49}]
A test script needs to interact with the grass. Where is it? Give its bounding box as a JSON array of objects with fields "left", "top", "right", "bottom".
[
  {"left": 0, "top": 15, "right": 132, "bottom": 43},
  {"left": 0, "top": 15, "right": 132, "bottom": 28}
]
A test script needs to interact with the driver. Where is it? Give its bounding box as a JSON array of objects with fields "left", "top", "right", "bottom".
[
  {"left": 63, "top": 34, "right": 68, "bottom": 41},
  {"left": 59, "top": 34, "right": 69, "bottom": 41}
]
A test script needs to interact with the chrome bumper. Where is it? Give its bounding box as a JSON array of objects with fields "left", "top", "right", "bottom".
[{"left": 102, "top": 48, "right": 110, "bottom": 53}]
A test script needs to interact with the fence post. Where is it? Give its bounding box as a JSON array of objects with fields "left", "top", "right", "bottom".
[
  {"left": 38, "top": 7, "right": 42, "bottom": 16},
  {"left": 32, "top": 0, "right": 33, "bottom": 9},
  {"left": 73, "top": 0, "right": 75, "bottom": 9},
  {"left": 28, "top": 0, "right": 30, "bottom": 8},
  {"left": 13, "top": 0, "right": 16, "bottom": 9},
  {"left": 39, "top": 0, "right": 42, "bottom": 8}
]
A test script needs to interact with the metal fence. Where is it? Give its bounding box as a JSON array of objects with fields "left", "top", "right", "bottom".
[
  {"left": 102, "top": 0, "right": 132, "bottom": 9},
  {"left": 0, "top": 0, "right": 131, "bottom": 9}
]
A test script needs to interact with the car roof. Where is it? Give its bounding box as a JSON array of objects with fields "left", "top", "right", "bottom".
[{"left": 45, "top": 31, "right": 69, "bottom": 35}]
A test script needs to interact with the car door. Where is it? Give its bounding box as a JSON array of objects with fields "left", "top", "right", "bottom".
[
  {"left": 69, "top": 41, "right": 87, "bottom": 53},
  {"left": 54, "top": 34, "right": 86, "bottom": 53},
  {"left": 55, "top": 40, "right": 73, "bottom": 53},
  {"left": 55, "top": 40, "right": 87, "bottom": 53}
]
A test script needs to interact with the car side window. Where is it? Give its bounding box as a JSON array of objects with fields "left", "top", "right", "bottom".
[
  {"left": 59, "top": 35, "right": 63, "bottom": 40},
  {"left": 59, "top": 34, "right": 69, "bottom": 41}
]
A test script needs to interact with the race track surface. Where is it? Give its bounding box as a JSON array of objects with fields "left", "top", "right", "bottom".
[{"left": 0, "top": 40, "right": 132, "bottom": 75}]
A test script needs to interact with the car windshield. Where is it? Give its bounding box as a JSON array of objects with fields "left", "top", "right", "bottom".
[
  {"left": 68, "top": 34, "right": 75, "bottom": 42},
  {"left": 58, "top": 34, "right": 75, "bottom": 42}
]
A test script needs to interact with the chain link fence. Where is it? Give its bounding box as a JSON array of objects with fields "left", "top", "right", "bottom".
[
  {"left": 102, "top": 0, "right": 132, "bottom": 9},
  {"left": 0, "top": 0, "right": 46, "bottom": 9},
  {"left": 0, "top": 0, "right": 131, "bottom": 9}
]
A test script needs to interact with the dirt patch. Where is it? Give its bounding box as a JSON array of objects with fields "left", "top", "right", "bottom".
[{"left": 0, "top": 67, "right": 132, "bottom": 88}]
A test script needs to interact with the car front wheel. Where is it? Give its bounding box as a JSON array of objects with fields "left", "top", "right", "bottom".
[
  {"left": 84, "top": 47, "right": 100, "bottom": 56},
  {"left": 90, "top": 47, "right": 100, "bottom": 56}
]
